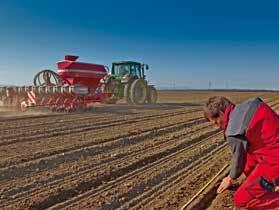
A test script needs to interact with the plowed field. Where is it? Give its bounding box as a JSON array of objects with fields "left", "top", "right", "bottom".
[{"left": 0, "top": 91, "right": 278, "bottom": 210}]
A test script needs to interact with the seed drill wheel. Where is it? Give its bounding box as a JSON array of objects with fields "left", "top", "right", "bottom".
[
  {"left": 33, "top": 69, "right": 70, "bottom": 86},
  {"left": 146, "top": 86, "right": 158, "bottom": 104},
  {"left": 129, "top": 79, "right": 148, "bottom": 105}
]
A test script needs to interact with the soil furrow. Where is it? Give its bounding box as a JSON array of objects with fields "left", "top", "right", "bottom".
[
  {"left": 1, "top": 123, "right": 218, "bottom": 208},
  {"left": 52, "top": 134, "right": 226, "bottom": 209},
  {"left": 0, "top": 118, "right": 207, "bottom": 181},
  {"left": 0, "top": 121, "right": 214, "bottom": 200},
  {"left": 119, "top": 146, "right": 230, "bottom": 210},
  {"left": 0, "top": 92, "right": 277, "bottom": 210},
  {"left": 0, "top": 112, "right": 202, "bottom": 168},
  {"left": 2, "top": 130, "right": 222, "bottom": 209},
  {"left": 0, "top": 109, "right": 201, "bottom": 146}
]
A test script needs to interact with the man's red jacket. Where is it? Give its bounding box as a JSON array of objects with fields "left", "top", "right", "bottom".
[{"left": 223, "top": 97, "right": 279, "bottom": 179}]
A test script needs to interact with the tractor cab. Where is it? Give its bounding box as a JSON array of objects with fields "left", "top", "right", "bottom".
[{"left": 111, "top": 61, "right": 149, "bottom": 80}]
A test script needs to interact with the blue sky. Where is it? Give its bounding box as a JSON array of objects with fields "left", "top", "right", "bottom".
[{"left": 1, "top": 0, "right": 279, "bottom": 89}]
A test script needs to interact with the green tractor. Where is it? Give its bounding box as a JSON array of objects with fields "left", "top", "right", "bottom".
[{"left": 104, "top": 61, "right": 158, "bottom": 105}]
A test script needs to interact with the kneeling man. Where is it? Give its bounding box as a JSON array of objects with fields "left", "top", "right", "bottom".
[{"left": 203, "top": 96, "right": 279, "bottom": 209}]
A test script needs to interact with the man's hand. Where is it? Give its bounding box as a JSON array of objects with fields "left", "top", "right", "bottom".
[{"left": 217, "top": 176, "right": 233, "bottom": 193}]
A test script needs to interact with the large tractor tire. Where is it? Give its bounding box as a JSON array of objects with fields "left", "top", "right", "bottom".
[
  {"left": 129, "top": 79, "right": 148, "bottom": 105},
  {"left": 146, "top": 86, "right": 158, "bottom": 104},
  {"left": 124, "top": 83, "right": 133, "bottom": 105}
]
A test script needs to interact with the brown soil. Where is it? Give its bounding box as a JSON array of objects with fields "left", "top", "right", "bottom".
[
  {"left": 206, "top": 174, "right": 247, "bottom": 210},
  {"left": 0, "top": 90, "right": 277, "bottom": 210}
]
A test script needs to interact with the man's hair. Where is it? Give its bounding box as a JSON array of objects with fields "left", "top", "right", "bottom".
[{"left": 203, "top": 96, "right": 232, "bottom": 120}]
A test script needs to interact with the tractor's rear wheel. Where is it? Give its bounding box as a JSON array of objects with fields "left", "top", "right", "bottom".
[
  {"left": 129, "top": 79, "right": 148, "bottom": 105},
  {"left": 124, "top": 83, "right": 133, "bottom": 105},
  {"left": 146, "top": 86, "right": 158, "bottom": 104}
]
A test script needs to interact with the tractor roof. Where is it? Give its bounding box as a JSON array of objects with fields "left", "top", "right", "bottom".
[{"left": 112, "top": 61, "right": 141, "bottom": 65}]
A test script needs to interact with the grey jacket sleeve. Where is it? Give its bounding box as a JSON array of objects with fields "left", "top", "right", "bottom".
[{"left": 227, "top": 135, "right": 248, "bottom": 179}]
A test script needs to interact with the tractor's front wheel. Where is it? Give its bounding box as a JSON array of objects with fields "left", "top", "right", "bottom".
[
  {"left": 129, "top": 79, "right": 148, "bottom": 105},
  {"left": 146, "top": 86, "right": 158, "bottom": 104}
]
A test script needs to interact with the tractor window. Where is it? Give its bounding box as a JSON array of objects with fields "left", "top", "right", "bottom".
[
  {"left": 114, "top": 65, "right": 130, "bottom": 76},
  {"left": 130, "top": 65, "right": 141, "bottom": 78}
]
